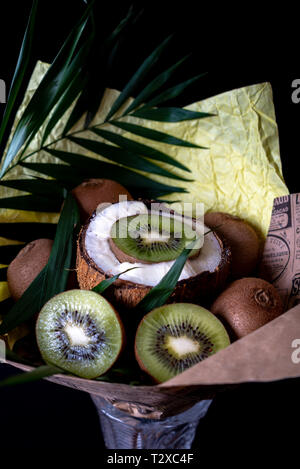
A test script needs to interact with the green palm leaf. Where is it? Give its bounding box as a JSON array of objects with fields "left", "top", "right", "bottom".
[
  {"left": 111, "top": 120, "right": 205, "bottom": 148},
  {"left": 62, "top": 6, "right": 141, "bottom": 135},
  {"left": 40, "top": 51, "right": 90, "bottom": 146},
  {"left": 0, "top": 0, "right": 38, "bottom": 150},
  {"left": 138, "top": 73, "right": 207, "bottom": 109},
  {"left": 92, "top": 267, "right": 139, "bottom": 294},
  {"left": 135, "top": 241, "right": 197, "bottom": 315},
  {"left": 0, "top": 365, "right": 62, "bottom": 388},
  {"left": 105, "top": 34, "right": 173, "bottom": 121},
  {"left": 0, "top": 1, "right": 94, "bottom": 178},
  {"left": 91, "top": 128, "right": 192, "bottom": 173},
  {"left": 0, "top": 178, "right": 65, "bottom": 198},
  {"left": 0, "top": 195, "right": 62, "bottom": 212},
  {"left": 68, "top": 134, "right": 190, "bottom": 181},
  {"left": 122, "top": 54, "right": 191, "bottom": 116},
  {"left": 0, "top": 298, "right": 14, "bottom": 316},
  {"left": 42, "top": 149, "right": 187, "bottom": 197},
  {"left": 20, "top": 162, "right": 83, "bottom": 188},
  {"left": 131, "top": 107, "right": 214, "bottom": 122}
]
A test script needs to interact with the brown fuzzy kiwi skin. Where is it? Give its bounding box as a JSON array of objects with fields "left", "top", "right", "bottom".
[
  {"left": 204, "top": 212, "right": 260, "bottom": 279},
  {"left": 76, "top": 215, "right": 232, "bottom": 311},
  {"left": 211, "top": 277, "right": 284, "bottom": 339},
  {"left": 7, "top": 239, "right": 53, "bottom": 301},
  {"left": 35, "top": 289, "right": 126, "bottom": 376},
  {"left": 71, "top": 178, "right": 133, "bottom": 222}
]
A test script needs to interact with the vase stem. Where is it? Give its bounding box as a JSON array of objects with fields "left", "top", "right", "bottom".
[{"left": 91, "top": 395, "right": 212, "bottom": 449}]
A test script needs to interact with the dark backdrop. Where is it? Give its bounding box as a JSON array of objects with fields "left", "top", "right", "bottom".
[{"left": 0, "top": 0, "right": 299, "bottom": 458}]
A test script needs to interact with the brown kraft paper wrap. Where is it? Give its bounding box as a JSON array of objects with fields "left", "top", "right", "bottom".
[
  {"left": 6, "top": 301, "right": 300, "bottom": 419},
  {"left": 260, "top": 193, "right": 300, "bottom": 311}
]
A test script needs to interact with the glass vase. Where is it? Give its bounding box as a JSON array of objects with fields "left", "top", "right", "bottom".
[{"left": 91, "top": 394, "right": 212, "bottom": 449}]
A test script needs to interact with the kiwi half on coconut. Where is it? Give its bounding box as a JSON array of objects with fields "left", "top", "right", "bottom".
[
  {"left": 76, "top": 200, "right": 231, "bottom": 310},
  {"left": 36, "top": 290, "right": 124, "bottom": 379},
  {"left": 135, "top": 303, "right": 230, "bottom": 383}
]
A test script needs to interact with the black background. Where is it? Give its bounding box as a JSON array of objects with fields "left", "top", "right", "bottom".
[{"left": 0, "top": 0, "right": 299, "bottom": 459}]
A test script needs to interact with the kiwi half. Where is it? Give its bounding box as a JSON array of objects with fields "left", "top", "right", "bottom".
[
  {"left": 109, "top": 213, "right": 201, "bottom": 264},
  {"left": 36, "top": 290, "right": 124, "bottom": 379},
  {"left": 135, "top": 303, "right": 230, "bottom": 383}
]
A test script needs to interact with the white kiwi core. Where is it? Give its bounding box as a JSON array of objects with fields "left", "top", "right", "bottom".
[
  {"left": 166, "top": 335, "right": 200, "bottom": 356},
  {"left": 85, "top": 201, "right": 222, "bottom": 287},
  {"left": 64, "top": 324, "right": 91, "bottom": 346}
]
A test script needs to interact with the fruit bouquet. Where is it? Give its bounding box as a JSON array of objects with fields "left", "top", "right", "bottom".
[{"left": 0, "top": 2, "right": 296, "bottom": 427}]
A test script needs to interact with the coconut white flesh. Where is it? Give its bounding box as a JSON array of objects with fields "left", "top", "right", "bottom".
[{"left": 85, "top": 201, "right": 222, "bottom": 287}]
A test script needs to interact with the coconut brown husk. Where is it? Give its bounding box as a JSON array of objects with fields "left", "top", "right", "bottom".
[{"left": 76, "top": 217, "right": 232, "bottom": 311}]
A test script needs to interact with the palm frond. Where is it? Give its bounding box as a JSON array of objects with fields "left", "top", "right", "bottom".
[
  {"left": 111, "top": 121, "right": 205, "bottom": 148},
  {"left": 62, "top": 5, "right": 141, "bottom": 134},
  {"left": 0, "top": 4, "right": 213, "bottom": 205},
  {"left": 0, "top": 0, "right": 38, "bottom": 150},
  {"left": 105, "top": 34, "right": 173, "bottom": 122},
  {"left": 0, "top": 0, "right": 94, "bottom": 178},
  {"left": 90, "top": 128, "right": 192, "bottom": 173},
  {"left": 130, "top": 107, "right": 214, "bottom": 122},
  {"left": 0, "top": 195, "right": 62, "bottom": 212},
  {"left": 122, "top": 54, "right": 191, "bottom": 116},
  {"left": 67, "top": 135, "right": 190, "bottom": 182}
]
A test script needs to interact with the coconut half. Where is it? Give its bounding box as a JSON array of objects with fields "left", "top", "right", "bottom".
[{"left": 76, "top": 201, "right": 231, "bottom": 310}]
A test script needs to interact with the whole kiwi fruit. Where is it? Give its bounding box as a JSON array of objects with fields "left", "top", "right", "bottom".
[
  {"left": 204, "top": 211, "right": 260, "bottom": 278},
  {"left": 7, "top": 238, "right": 53, "bottom": 301},
  {"left": 71, "top": 178, "right": 133, "bottom": 221},
  {"left": 211, "top": 277, "right": 284, "bottom": 339}
]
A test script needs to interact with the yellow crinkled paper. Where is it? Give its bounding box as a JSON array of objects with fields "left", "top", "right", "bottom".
[{"left": 0, "top": 62, "right": 289, "bottom": 305}]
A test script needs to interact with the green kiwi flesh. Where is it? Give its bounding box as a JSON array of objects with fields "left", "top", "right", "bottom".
[
  {"left": 135, "top": 303, "right": 230, "bottom": 383},
  {"left": 109, "top": 213, "right": 201, "bottom": 264},
  {"left": 36, "top": 290, "right": 124, "bottom": 379}
]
